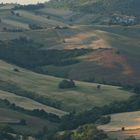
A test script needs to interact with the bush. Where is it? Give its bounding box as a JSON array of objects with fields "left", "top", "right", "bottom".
[
  {"left": 19, "top": 119, "right": 27, "bottom": 125},
  {"left": 96, "top": 116, "right": 111, "bottom": 125},
  {"left": 59, "top": 80, "right": 76, "bottom": 89},
  {"left": 13, "top": 68, "right": 20, "bottom": 72}
]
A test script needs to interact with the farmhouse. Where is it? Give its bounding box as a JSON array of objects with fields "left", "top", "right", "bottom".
[{"left": 109, "top": 14, "right": 137, "bottom": 26}]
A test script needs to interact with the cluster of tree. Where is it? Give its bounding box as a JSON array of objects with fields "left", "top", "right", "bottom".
[
  {"left": 29, "top": 24, "right": 44, "bottom": 30},
  {"left": 13, "top": 3, "right": 45, "bottom": 10},
  {"left": 54, "top": 124, "right": 112, "bottom": 140},
  {"left": 0, "top": 38, "right": 92, "bottom": 70},
  {"left": 0, "top": 99, "right": 61, "bottom": 123},
  {"left": 2, "top": 27, "right": 25, "bottom": 32},
  {"left": 95, "top": 116, "right": 111, "bottom": 125},
  {"left": 54, "top": 26, "right": 69, "bottom": 30},
  {"left": 0, "top": 80, "right": 61, "bottom": 109},
  {"left": 11, "top": 10, "right": 20, "bottom": 17},
  {"left": 123, "top": 83, "right": 140, "bottom": 94},
  {"left": 59, "top": 79, "right": 76, "bottom": 89}
]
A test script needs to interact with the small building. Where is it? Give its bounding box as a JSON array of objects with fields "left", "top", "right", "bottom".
[{"left": 109, "top": 14, "right": 137, "bottom": 26}]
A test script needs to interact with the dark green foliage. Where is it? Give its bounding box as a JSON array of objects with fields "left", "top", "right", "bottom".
[
  {"left": 133, "top": 84, "right": 140, "bottom": 94},
  {"left": 0, "top": 39, "right": 91, "bottom": 69},
  {"left": 13, "top": 68, "right": 20, "bottom": 72},
  {"left": 60, "top": 94, "right": 140, "bottom": 130},
  {"left": 19, "top": 119, "right": 27, "bottom": 125},
  {"left": 97, "top": 85, "right": 101, "bottom": 89},
  {"left": 122, "top": 83, "right": 140, "bottom": 94},
  {"left": 96, "top": 116, "right": 111, "bottom": 125},
  {"left": 13, "top": 3, "right": 45, "bottom": 10},
  {"left": 55, "top": 124, "right": 109, "bottom": 140},
  {"left": 29, "top": 24, "right": 44, "bottom": 30},
  {"left": 0, "top": 99, "right": 61, "bottom": 123},
  {"left": 59, "top": 79, "right": 76, "bottom": 89},
  {"left": 55, "top": 131, "right": 71, "bottom": 140},
  {"left": 0, "top": 125, "right": 15, "bottom": 133},
  {"left": 60, "top": 107, "right": 102, "bottom": 130},
  {"left": 0, "top": 131, "right": 16, "bottom": 140}
]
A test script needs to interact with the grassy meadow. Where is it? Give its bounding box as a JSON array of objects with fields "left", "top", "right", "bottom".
[{"left": 0, "top": 60, "right": 133, "bottom": 113}]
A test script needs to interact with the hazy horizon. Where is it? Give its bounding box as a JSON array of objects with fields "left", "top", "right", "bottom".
[{"left": 0, "top": 0, "right": 49, "bottom": 5}]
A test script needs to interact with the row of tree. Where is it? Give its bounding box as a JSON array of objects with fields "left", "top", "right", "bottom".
[{"left": 0, "top": 99, "right": 60, "bottom": 123}]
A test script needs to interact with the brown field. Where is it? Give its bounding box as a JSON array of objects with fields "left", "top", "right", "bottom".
[
  {"left": 64, "top": 31, "right": 111, "bottom": 49},
  {"left": 98, "top": 111, "right": 140, "bottom": 140},
  {"left": 82, "top": 48, "right": 133, "bottom": 76}
]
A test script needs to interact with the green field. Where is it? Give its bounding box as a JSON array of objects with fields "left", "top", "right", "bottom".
[
  {"left": 0, "top": 90, "right": 66, "bottom": 117},
  {"left": 0, "top": 60, "right": 133, "bottom": 113}
]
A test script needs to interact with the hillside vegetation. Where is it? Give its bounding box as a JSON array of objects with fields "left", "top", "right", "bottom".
[
  {"left": 0, "top": 60, "right": 132, "bottom": 112},
  {"left": 0, "top": 1, "right": 140, "bottom": 139},
  {"left": 48, "top": 0, "right": 140, "bottom": 18}
]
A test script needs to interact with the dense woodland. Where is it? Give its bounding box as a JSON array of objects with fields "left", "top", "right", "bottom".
[{"left": 0, "top": 38, "right": 91, "bottom": 69}]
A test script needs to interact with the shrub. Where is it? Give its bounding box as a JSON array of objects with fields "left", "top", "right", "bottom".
[
  {"left": 13, "top": 68, "right": 20, "bottom": 72},
  {"left": 97, "top": 85, "right": 101, "bottom": 89},
  {"left": 96, "top": 116, "right": 111, "bottom": 125},
  {"left": 19, "top": 119, "right": 27, "bottom": 125},
  {"left": 59, "top": 80, "right": 76, "bottom": 89}
]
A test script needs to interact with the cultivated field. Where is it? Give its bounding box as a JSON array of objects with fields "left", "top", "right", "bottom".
[{"left": 98, "top": 111, "right": 140, "bottom": 140}]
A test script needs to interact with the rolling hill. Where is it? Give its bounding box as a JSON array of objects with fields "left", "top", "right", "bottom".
[
  {"left": 48, "top": 0, "right": 140, "bottom": 17},
  {"left": 0, "top": 1, "right": 140, "bottom": 139},
  {"left": 0, "top": 60, "right": 133, "bottom": 113},
  {"left": 47, "top": 0, "right": 140, "bottom": 24},
  {"left": 0, "top": 24, "right": 139, "bottom": 85}
]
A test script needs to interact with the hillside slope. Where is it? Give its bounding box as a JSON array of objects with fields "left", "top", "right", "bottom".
[
  {"left": 48, "top": 0, "right": 140, "bottom": 24},
  {"left": 48, "top": 0, "right": 140, "bottom": 18},
  {"left": 0, "top": 60, "right": 133, "bottom": 113}
]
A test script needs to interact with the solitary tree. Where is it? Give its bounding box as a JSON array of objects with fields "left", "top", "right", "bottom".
[{"left": 97, "top": 85, "right": 101, "bottom": 89}]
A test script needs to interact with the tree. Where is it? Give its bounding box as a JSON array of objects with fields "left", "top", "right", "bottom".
[
  {"left": 19, "top": 119, "right": 27, "bottom": 125},
  {"left": 13, "top": 68, "right": 20, "bottom": 72},
  {"left": 121, "top": 127, "right": 125, "bottom": 131},
  {"left": 59, "top": 79, "right": 76, "bottom": 89},
  {"left": 97, "top": 85, "right": 101, "bottom": 89}
]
